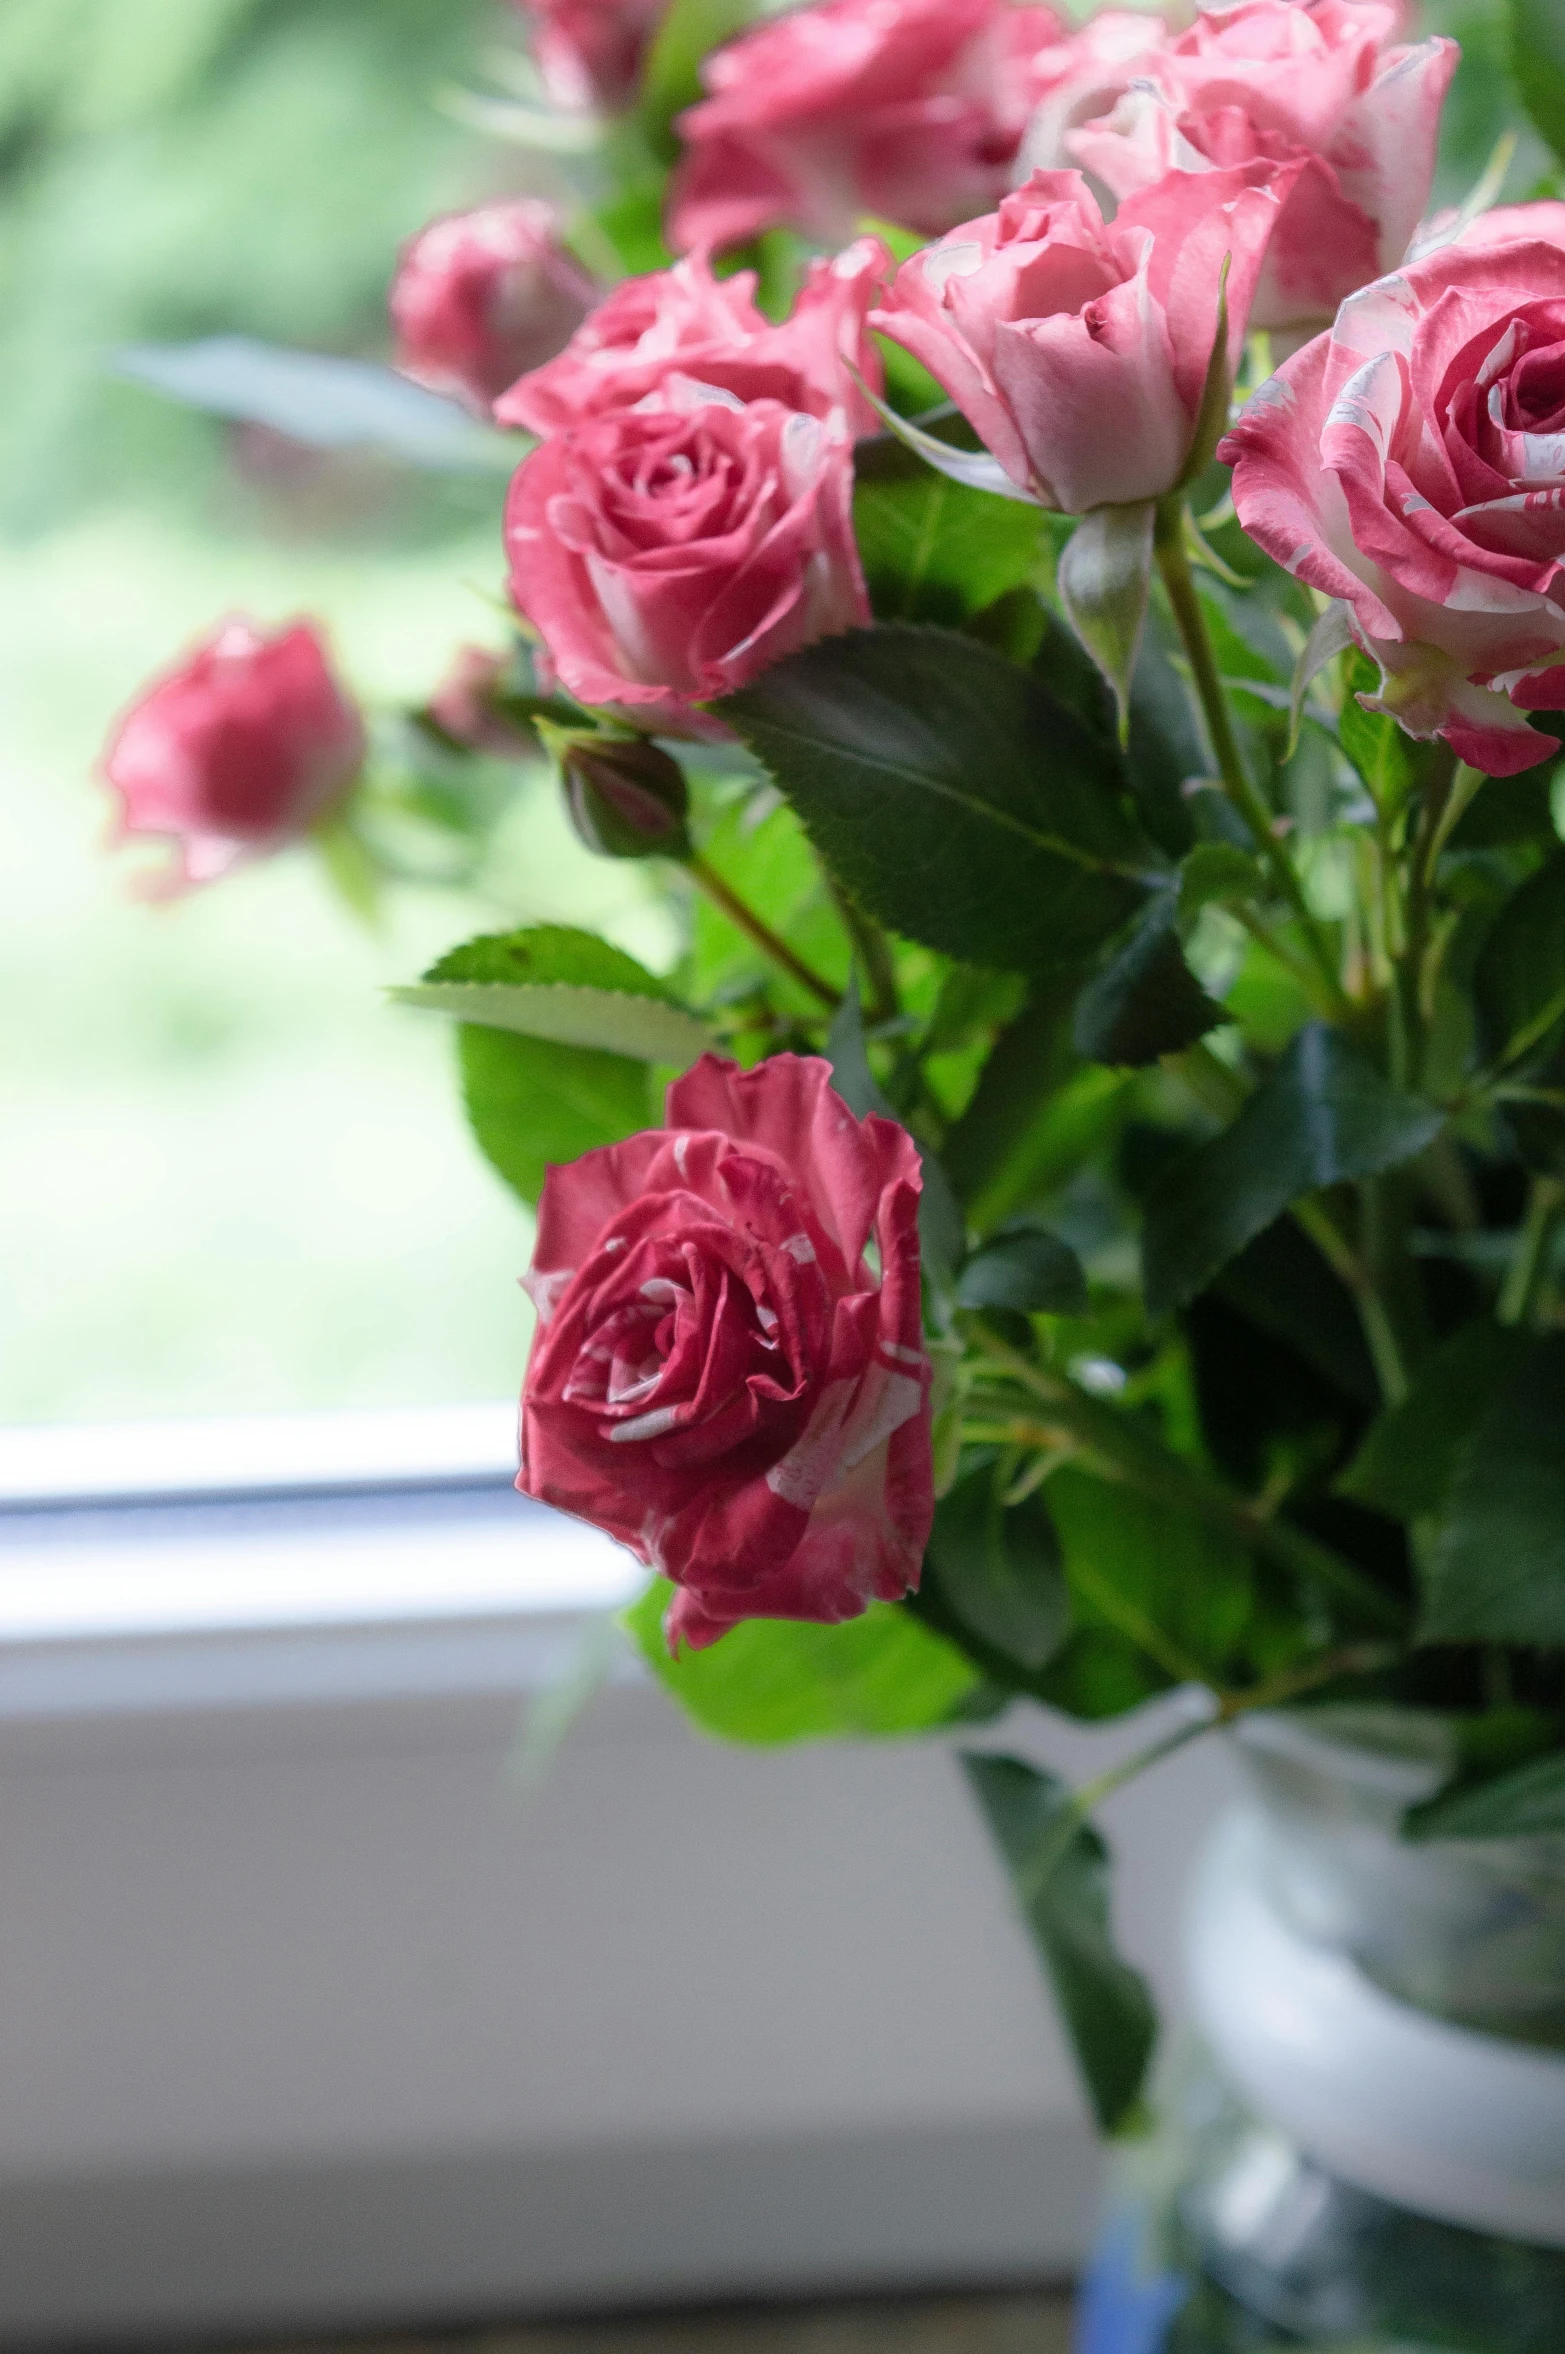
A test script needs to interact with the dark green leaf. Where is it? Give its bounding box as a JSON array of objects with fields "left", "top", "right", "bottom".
[
  {"left": 1213, "top": 1219, "right": 1378, "bottom": 1406},
  {"left": 624, "top": 1581, "right": 977, "bottom": 1742},
  {"left": 962, "top": 1753, "right": 1156, "bottom": 2132},
  {"left": 1474, "top": 848, "right": 1565, "bottom": 1068},
  {"left": 718, "top": 625, "right": 1157, "bottom": 975},
  {"left": 1406, "top": 1747, "right": 1565, "bottom": 1842},
  {"left": 955, "top": 1225, "right": 1087, "bottom": 1315},
  {"left": 1143, "top": 1025, "right": 1444, "bottom": 1315},
  {"left": 1047, "top": 1464, "right": 1256, "bottom": 1685},
  {"left": 1422, "top": 1335, "right": 1565, "bottom": 1645},
  {"left": 926, "top": 1463, "right": 1070, "bottom": 1670},
  {"left": 852, "top": 439, "right": 1047, "bottom": 627},
  {"left": 826, "top": 978, "right": 965, "bottom": 1282},
  {"left": 1512, "top": 0, "right": 1565, "bottom": 169},
  {"left": 1337, "top": 1320, "right": 1526, "bottom": 1523},
  {"left": 1178, "top": 843, "right": 1266, "bottom": 926},
  {"left": 1071, "top": 893, "right": 1224, "bottom": 1067}
]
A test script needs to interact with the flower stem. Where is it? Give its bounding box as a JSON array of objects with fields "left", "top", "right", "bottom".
[
  {"left": 684, "top": 851, "right": 841, "bottom": 1010},
  {"left": 1498, "top": 1175, "right": 1565, "bottom": 1328}
]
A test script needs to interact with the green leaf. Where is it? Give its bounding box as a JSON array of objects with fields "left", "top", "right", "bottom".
[
  {"left": 852, "top": 438, "right": 1048, "bottom": 627},
  {"left": 825, "top": 977, "right": 966, "bottom": 1284},
  {"left": 927, "top": 1463, "right": 1070, "bottom": 1671},
  {"left": 1422, "top": 1334, "right": 1565, "bottom": 1645},
  {"left": 1178, "top": 842, "right": 1266, "bottom": 926},
  {"left": 393, "top": 980, "right": 711, "bottom": 1066},
  {"left": 962, "top": 1753, "right": 1157, "bottom": 2133},
  {"left": 1071, "top": 893, "right": 1224, "bottom": 1067},
  {"left": 718, "top": 625, "right": 1157, "bottom": 976},
  {"left": 1337, "top": 1320, "right": 1526, "bottom": 1523},
  {"left": 1474, "top": 847, "right": 1565, "bottom": 1069},
  {"left": 955, "top": 1225, "right": 1087, "bottom": 1315},
  {"left": 1405, "top": 1746, "right": 1565, "bottom": 1842},
  {"left": 625, "top": 1581, "right": 978, "bottom": 1742},
  {"left": 1339, "top": 651, "right": 1416, "bottom": 808},
  {"left": 1056, "top": 501, "right": 1157, "bottom": 732},
  {"left": 427, "top": 928, "right": 667, "bottom": 1206},
  {"left": 1047, "top": 1464, "right": 1256, "bottom": 1685},
  {"left": 1512, "top": 0, "right": 1565, "bottom": 169},
  {"left": 639, "top": 0, "right": 758, "bottom": 156},
  {"left": 1143, "top": 1026, "right": 1444, "bottom": 1315}
]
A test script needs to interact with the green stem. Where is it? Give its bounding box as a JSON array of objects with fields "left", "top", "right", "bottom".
[
  {"left": 1498, "top": 1176, "right": 1565, "bottom": 1328},
  {"left": 825, "top": 876, "right": 899, "bottom": 1025},
  {"left": 685, "top": 852, "right": 841, "bottom": 1010}
]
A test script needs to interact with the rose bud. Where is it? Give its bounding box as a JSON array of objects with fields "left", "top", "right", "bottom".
[
  {"left": 1222, "top": 236, "right": 1565, "bottom": 776},
  {"left": 425, "top": 645, "right": 539, "bottom": 759},
  {"left": 555, "top": 733, "right": 691, "bottom": 860},
  {"left": 870, "top": 165, "right": 1294, "bottom": 512},
  {"left": 512, "top": 0, "right": 670, "bottom": 115},
  {"left": 504, "top": 378, "right": 868, "bottom": 737},
  {"left": 667, "top": 0, "right": 1066, "bottom": 257},
  {"left": 495, "top": 241, "right": 888, "bottom": 439},
  {"left": 101, "top": 617, "right": 365, "bottom": 895},
  {"left": 518, "top": 1052, "right": 934, "bottom": 1650},
  {"left": 1065, "top": 0, "right": 1457, "bottom": 344},
  {"left": 390, "top": 200, "right": 598, "bottom": 413}
]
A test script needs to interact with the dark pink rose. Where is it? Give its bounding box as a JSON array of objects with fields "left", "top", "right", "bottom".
[
  {"left": 504, "top": 378, "right": 868, "bottom": 734},
  {"left": 513, "top": 0, "right": 669, "bottom": 112},
  {"left": 1067, "top": 0, "right": 1457, "bottom": 339},
  {"left": 871, "top": 164, "right": 1292, "bottom": 510},
  {"left": 668, "top": 0, "right": 1066, "bottom": 257},
  {"left": 1221, "top": 240, "right": 1565, "bottom": 776},
  {"left": 519, "top": 1053, "right": 933, "bottom": 1650},
  {"left": 390, "top": 201, "right": 598, "bottom": 413},
  {"left": 495, "top": 240, "right": 888, "bottom": 437},
  {"left": 101, "top": 619, "right": 365, "bottom": 895}
]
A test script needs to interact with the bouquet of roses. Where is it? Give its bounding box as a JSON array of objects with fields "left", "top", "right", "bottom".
[{"left": 102, "top": 0, "right": 1565, "bottom": 2135}]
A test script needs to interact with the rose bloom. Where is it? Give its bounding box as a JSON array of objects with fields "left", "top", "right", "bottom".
[
  {"left": 513, "top": 0, "right": 668, "bottom": 112},
  {"left": 870, "top": 164, "right": 1292, "bottom": 511},
  {"left": 504, "top": 377, "right": 868, "bottom": 733},
  {"left": 101, "top": 619, "right": 365, "bottom": 895},
  {"left": 668, "top": 0, "right": 1065, "bottom": 257},
  {"left": 1221, "top": 236, "right": 1565, "bottom": 775},
  {"left": 1067, "top": 0, "right": 1457, "bottom": 340},
  {"left": 519, "top": 1053, "right": 933, "bottom": 1650},
  {"left": 390, "top": 200, "right": 597, "bottom": 413},
  {"left": 1015, "top": 7, "right": 1172, "bottom": 180},
  {"left": 495, "top": 239, "right": 887, "bottom": 437}
]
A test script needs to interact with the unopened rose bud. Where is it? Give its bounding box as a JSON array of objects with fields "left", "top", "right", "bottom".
[
  {"left": 390, "top": 200, "right": 597, "bottom": 414},
  {"left": 426, "top": 645, "right": 538, "bottom": 758},
  {"left": 558, "top": 735, "right": 689, "bottom": 860}
]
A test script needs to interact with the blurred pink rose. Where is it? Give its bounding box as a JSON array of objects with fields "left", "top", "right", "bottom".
[
  {"left": 504, "top": 379, "right": 868, "bottom": 734},
  {"left": 1069, "top": 0, "right": 1457, "bottom": 337},
  {"left": 102, "top": 620, "right": 365, "bottom": 895},
  {"left": 513, "top": 0, "right": 669, "bottom": 112},
  {"left": 1410, "top": 199, "right": 1565, "bottom": 264},
  {"left": 390, "top": 201, "right": 598, "bottom": 413},
  {"left": 668, "top": 0, "right": 1066, "bottom": 256},
  {"left": 1222, "top": 240, "right": 1565, "bottom": 776},
  {"left": 495, "top": 239, "right": 888, "bottom": 436},
  {"left": 870, "top": 164, "right": 1292, "bottom": 510},
  {"left": 426, "top": 646, "right": 537, "bottom": 757},
  {"left": 519, "top": 1052, "right": 933, "bottom": 1650},
  {"left": 1016, "top": 8, "right": 1173, "bottom": 179}
]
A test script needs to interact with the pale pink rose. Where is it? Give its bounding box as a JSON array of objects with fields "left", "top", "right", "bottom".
[
  {"left": 496, "top": 239, "right": 888, "bottom": 436},
  {"left": 390, "top": 201, "right": 598, "bottom": 413},
  {"left": 1069, "top": 0, "right": 1458, "bottom": 337},
  {"left": 1409, "top": 199, "right": 1565, "bottom": 265},
  {"left": 518, "top": 1052, "right": 933, "bottom": 1651},
  {"left": 513, "top": 0, "right": 669, "bottom": 112},
  {"left": 101, "top": 619, "right": 365, "bottom": 895},
  {"left": 504, "top": 379, "right": 868, "bottom": 735},
  {"left": 1221, "top": 241, "right": 1565, "bottom": 776},
  {"left": 870, "top": 164, "right": 1293, "bottom": 510},
  {"left": 1015, "top": 8, "right": 1173, "bottom": 179},
  {"left": 668, "top": 0, "right": 1067, "bottom": 256}
]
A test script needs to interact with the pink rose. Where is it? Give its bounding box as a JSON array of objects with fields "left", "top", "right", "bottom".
[
  {"left": 870, "top": 164, "right": 1292, "bottom": 511},
  {"left": 513, "top": 0, "right": 669, "bottom": 112},
  {"left": 1015, "top": 8, "right": 1173, "bottom": 179},
  {"left": 495, "top": 240, "right": 887, "bottom": 437},
  {"left": 101, "top": 618, "right": 365, "bottom": 895},
  {"left": 390, "top": 201, "right": 598, "bottom": 414},
  {"left": 1221, "top": 240, "right": 1565, "bottom": 776},
  {"left": 426, "top": 645, "right": 536, "bottom": 758},
  {"left": 668, "top": 0, "right": 1066, "bottom": 257},
  {"left": 1068, "top": 0, "right": 1457, "bottom": 338},
  {"left": 503, "top": 378, "right": 868, "bottom": 734},
  {"left": 1410, "top": 199, "right": 1565, "bottom": 265},
  {"left": 518, "top": 1053, "right": 933, "bottom": 1650}
]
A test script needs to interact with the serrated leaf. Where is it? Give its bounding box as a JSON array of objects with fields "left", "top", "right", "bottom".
[
  {"left": 853, "top": 438, "right": 1047, "bottom": 627},
  {"left": 625, "top": 1580, "right": 977, "bottom": 1742},
  {"left": 1337, "top": 1320, "right": 1525, "bottom": 1523},
  {"left": 1512, "top": 0, "right": 1565, "bottom": 169},
  {"left": 956, "top": 1224, "right": 1087, "bottom": 1315},
  {"left": 719, "top": 625, "right": 1157, "bottom": 976},
  {"left": 963, "top": 1753, "right": 1156, "bottom": 2133},
  {"left": 1143, "top": 1025, "right": 1444, "bottom": 1315},
  {"left": 1474, "top": 848, "right": 1565, "bottom": 1070},
  {"left": 926, "top": 1462, "right": 1070, "bottom": 1671},
  {"left": 1406, "top": 1748, "right": 1565, "bottom": 1842},
  {"left": 1422, "top": 1335, "right": 1565, "bottom": 1645},
  {"left": 1057, "top": 501, "right": 1157, "bottom": 731},
  {"left": 1071, "top": 893, "right": 1224, "bottom": 1067},
  {"left": 109, "top": 338, "right": 511, "bottom": 472},
  {"left": 393, "top": 980, "right": 711, "bottom": 1065}
]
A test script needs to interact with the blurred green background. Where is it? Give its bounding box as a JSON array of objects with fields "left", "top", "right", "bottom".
[{"left": 0, "top": 0, "right": 1538, "bottom": 1424}]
